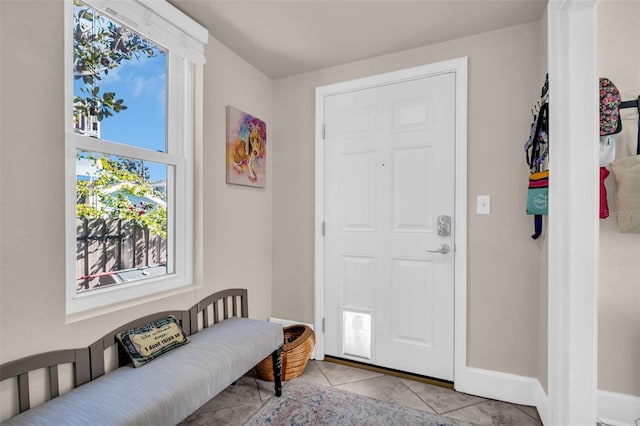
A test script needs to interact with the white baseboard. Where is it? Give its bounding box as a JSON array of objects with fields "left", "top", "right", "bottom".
[
  {"left": 268, "top": 317, "right": 320, "bottom": 360},
  {"left": 597, "top": 390, "right": 640, "bottom": 426},
  {"left": 454, "top": 366, "right": 549, "bottom": 425},
  {"left": 454, "top": 366, "right": 640, "bottom": 426}
]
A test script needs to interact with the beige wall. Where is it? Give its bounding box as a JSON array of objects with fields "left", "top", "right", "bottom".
[
  {"left": 272, "top": 22, "right": 544, "bottom": 378},
  {"left": 598, "top": 0, "right": 640, "bottom": 397},
  {"left": 199, "top": 36, "right": 274, "bottom": 321},
  {"left": 0, "top": 0, "right": 273, "bottom": 369}
]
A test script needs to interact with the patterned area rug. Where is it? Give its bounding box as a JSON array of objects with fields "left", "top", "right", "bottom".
[{"left": 245, "top": 379, "right": 475, "bottom": 425}]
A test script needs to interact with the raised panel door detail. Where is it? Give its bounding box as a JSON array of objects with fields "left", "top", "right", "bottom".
[
  {"left": 341, "top": 107, "right": 376, "bottom": 140},
  {"left": 340, "top": 255, "right": 375, "bottom": 309},
  {"left": 391, "top": 146, "right": 433, "bottom": 232},
  {"left": 340, "top": 152, "right": 376, "bottom": 231},
  {"left": 392, "top": 99, "right": 434, "bottom": 134},
  {"left": 390, "top": 258, "right": 434, "bottom": 348}
]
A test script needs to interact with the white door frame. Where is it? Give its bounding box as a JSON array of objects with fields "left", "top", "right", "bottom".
[
  {"left": 314, "top": 57, "right": 468, "bottom": 382},
  {"left": 547, "top": 1, "right": 599, "bottom": 425}
]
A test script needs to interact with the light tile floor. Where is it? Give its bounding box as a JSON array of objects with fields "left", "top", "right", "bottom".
[{"left": 180, "top": 360, "right": 543, "bottom": 425}]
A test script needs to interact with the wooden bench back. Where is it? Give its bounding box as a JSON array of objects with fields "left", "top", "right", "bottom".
[
  {"left": 0, "top": 349, "right": 90, "bottom": 414},
  {"left": 191, "top": 288, "right": 248, "bottom": 333},
  {"left": 0, "top": 288, "right": 249, "bottom": 416}
]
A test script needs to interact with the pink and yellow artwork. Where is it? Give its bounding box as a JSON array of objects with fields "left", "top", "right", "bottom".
[{"left": 226, "top": 106, "right": 267, "bottom": 187}]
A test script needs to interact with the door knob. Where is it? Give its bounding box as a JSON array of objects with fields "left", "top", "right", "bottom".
[{"left": 427, "top": 243, "right": 450, "bottom": 254}]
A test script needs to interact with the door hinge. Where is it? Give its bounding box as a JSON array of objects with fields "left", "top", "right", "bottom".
[
  {"left": 322, "top": 317, "right": 325, "bottom": 333},
  {"left": 322, "top": 221, "right": 326, "bottom": 236},
  {"left": 322, "top": 124, "right": 326, "bottom": 139}
]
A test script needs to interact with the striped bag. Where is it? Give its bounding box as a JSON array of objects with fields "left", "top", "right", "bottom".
[{"left": 527, "top": 170, "right": 549, "bottom": 216}]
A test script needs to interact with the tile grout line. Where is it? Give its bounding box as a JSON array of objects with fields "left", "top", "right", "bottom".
[
  {"left": 512, "top": 404, "right": 542, "bottom": 423},
  {"left": 320, "top": 360, "right": 542, "bottom": 424},
  {"left": 317, "top": 361, "right": 479, "bottom": 417},
  {"left": 253, "top": 374, "right": 267, "bottom": 406},
  {"left": 313, "top": 360, "right": 337, "bottom": 387},
  {"left": 318, "top": 363, "right": 444, "bottom": 417},
  {"left": 439, "top": 399, "right": 542, "bottom": 425},
  {"left": 439, "top": 399, "right": 488, "bottom": 416},
  {"left": 327, "top": 374, "right": 385, "bottom": 388},
  {"left": 315, "top": 361, "right": 384, "bottom": 388},
  {"left": 397, "top": 375, "right": 440, "bottom": 415}
]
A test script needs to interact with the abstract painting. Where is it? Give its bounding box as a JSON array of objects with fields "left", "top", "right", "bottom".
[{"left": 226, "top": 106, "right": 267, "bottom": 187}]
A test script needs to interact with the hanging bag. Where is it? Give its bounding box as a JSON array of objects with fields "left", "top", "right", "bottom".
[
  {"left": 524, "top": 94, "right": 549, "bottom": 239},
  {"left": 611, "top": 156, "right": 640, "bottom": 232},
  {"left": 610, "top": 106, "right": 640, "bottom": 233},
  {"left": 527, "top": 170, "right": 549, "bottom": 215},
  {"left": 598, "top": 77, "right": 623, "bottom": 220}
]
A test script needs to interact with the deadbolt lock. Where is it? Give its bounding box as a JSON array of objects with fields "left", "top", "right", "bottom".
[{"left": 437, "top": 215, "right": 451, "bottom": 237}]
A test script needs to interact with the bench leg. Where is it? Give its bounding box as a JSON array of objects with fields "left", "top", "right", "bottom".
[{"left": 271, "top": 346, "right": 283, "bottom": 397}]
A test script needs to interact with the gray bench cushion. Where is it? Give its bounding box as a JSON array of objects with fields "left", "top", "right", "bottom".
[{"left": 3, "top": 317, "right": 282, "bottom": 426}]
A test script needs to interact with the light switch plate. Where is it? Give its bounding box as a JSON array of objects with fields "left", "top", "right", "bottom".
[{"left": 477, "top": 195, "right": 491, "bottom": 215}]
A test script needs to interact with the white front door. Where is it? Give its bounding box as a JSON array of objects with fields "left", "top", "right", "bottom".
[{"left": 323, "top": 72, "right": 456, "bottom": 380}]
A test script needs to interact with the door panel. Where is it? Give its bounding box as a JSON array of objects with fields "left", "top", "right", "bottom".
[
  {"left": 392, "top": 98, "right": 434, "bottom": 133},
  {"left": 342, "top": 107, "right": 377, "bottom": 139},
  {"left": 341, "top": 255, "right": 375, "bottom": 309},
  {"left": 339, "top": 153, "right": 376, "bottom": 231},
  {"left": 324, "top": 72, "right": 455, "bottom": 380},
  {"left": 391, "top": 146, "right": 433, "bottom": 232},
  {"left": 390, "top": 258, "right": 434, "bottom": 348}
]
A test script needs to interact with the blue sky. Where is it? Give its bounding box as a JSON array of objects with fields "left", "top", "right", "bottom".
[
  {"left": 96, "top": 53, "right": 167, "bottom": 182},
  {"left": 74, "top": 9, "right": 168, "bottom": 182},
  {"left": 96, "top": 53, "right": 167, "bottom": 154}
]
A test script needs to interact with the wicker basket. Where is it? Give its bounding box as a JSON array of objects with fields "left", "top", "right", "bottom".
[{"left": 255, "top": 324, "right": 315, "bottom": 381}]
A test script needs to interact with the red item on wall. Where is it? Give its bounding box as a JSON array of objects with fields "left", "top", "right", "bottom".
[{"left": 600, "top": 166, "right": 610, "bottom": 219}]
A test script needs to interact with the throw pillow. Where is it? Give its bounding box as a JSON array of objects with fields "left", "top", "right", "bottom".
[{"left": 116, "top": 315, "right": 189, "bottom": 367}]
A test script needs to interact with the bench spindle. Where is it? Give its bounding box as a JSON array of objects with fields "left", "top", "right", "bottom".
[
  {"left": 17, "top": 373, "right": 30, "bottom": 413},
  {"left": 203, "top": 306, "right": 209, "bottom": 329},
  {"left": 49, "top": 365, "right": 59, "bottom": 399},
  {"left": 232, "top": 295, "right": 238, "bottom": 317}
]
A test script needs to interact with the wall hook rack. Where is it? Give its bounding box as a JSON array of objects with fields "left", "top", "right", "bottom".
[{"left": 619, "top": 95, "right": 640, "bottom": 112}]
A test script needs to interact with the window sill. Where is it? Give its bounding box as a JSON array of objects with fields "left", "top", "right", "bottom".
[{"left": 65, "top": 281, "right": 199, "bottom": 324}]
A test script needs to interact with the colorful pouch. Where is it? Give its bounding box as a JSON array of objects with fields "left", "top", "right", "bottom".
[
  {"left": 599, "top": 77, "right": 621, "bottom": 136},
  {"left": 527, "top": 170, "right": 549, "bottom": 215}
]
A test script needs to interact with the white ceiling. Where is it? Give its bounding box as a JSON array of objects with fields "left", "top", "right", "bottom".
[{"left": 168, "top": 0, "right": 547, "bottom": 79}]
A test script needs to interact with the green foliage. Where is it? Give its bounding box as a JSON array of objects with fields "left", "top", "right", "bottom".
[
  {"left": 73, "top": 0, "right": 163, "bottom": 121},
  {"left": 73, "top": 2, "right": 166, "bottom": 238},
  {"left": 76, "top": 155, "right": 167, "bottom": 238}
]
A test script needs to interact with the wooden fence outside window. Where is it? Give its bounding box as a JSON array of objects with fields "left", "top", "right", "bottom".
[{"left": 76, "top": 218, "right": 167, "bottom": 291}]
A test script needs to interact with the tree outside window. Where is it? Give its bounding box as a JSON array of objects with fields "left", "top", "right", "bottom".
[{"left": 73, "top": 0, "right": 169, "bottom": 292}]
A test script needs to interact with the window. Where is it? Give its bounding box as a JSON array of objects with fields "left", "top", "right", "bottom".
[{"left": 65, "top": 0, "right": 207, "bottom": 315}]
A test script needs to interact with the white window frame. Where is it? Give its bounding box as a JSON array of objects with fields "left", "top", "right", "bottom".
[{"left": 64, "top": 0, "right": 207, "bottom": 316}]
